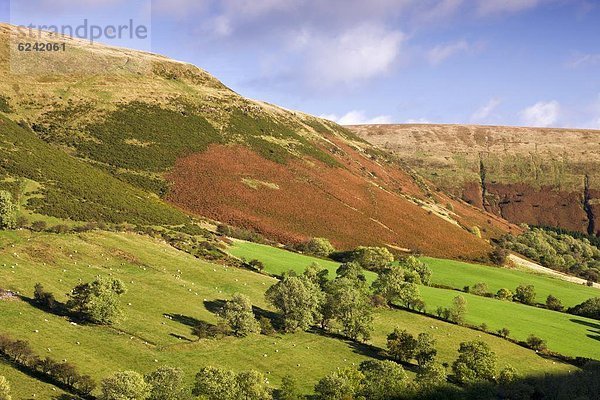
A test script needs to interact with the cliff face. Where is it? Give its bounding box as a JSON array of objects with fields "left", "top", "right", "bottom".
[{"left": 349, "top": 124, "right": 600, "bottom": 236}]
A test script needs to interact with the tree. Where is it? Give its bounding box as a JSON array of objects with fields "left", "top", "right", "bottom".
[
  {"left": 325, "top": 277, "right": 373, "bottom": 341},
  {"left": 353, "top": 246, "right": 394, "bottom": 271},
  {"left": 236, "top": 370, "right": 272, "bottom": 400},
  {"left": 303, "top": 263, "right": 329, "bottom": 291},
  {"left": 193, "top": 366, "right": 238, "bottom": 400},
  {"left": 526, "top": 335, "right": 547, "bottom": 351},
  {"left": 219, "top": 293, "right": 260, "bottom": 336},
  {"left": 546, "top": 295, "right": 564, "bottom": 311},
  {"left": 568, "top": 297, "right": 600, "bottom": 320},
  {"left": 314, "top": 368, "right": 363, "bottom": 400},
  {"left": 33, "top": 283, "right": 57, "bottom": 310},
  {"left": 452, "top": 341, "right": 497, "bottom": 384},
  {"left": 277, "top": 375, "right": 301, "bottom": 400},
  {"left": 498, "top": 365, "right": 518, "bottom": 385},
  {"left": 415, "top": 362, "right": 447, "bottom": 389},
  {"left": 471, "top": 282, "right": 489, "bottom": 296},
  {"left": 400, "top": 256, "right": 432, "bottom": 286},
  {"left": 449, "top": 295, "right": 467, "bottom": 325},
  {"left": 265, "top": 273, "right": 324, "bottom": 332},
  {"left": 0, "top": 191, "right": 16, "bottom": 230},
  {"left": 304, "top": 238, "right": 335, "bottom": 257},
  {"left": 145, "top": 367, "right": 188, "bottom": 400},
  {"left": 358, "top": 360, "right": 408, "bottom": 400},
  {"left": 489, "top": 247, "right": 508, "bottom": 266},
  {"left": 0, "top": 376, "right": 11, "bottom": 400},
  {"left": 498, "top": 327, "right": 510, "bottom": 338},
  {"left": 386, "top": 328, "right": 417, "bottom": 363},
  {"left": 496, "top": 288, "right": 513, "bottom": 301},
  {"left": 415, "top": 332, "right": 437, "bottom": 368},
  {"left": 100, "top": 371, "right": 150, "bottom": 400},
  {"left": 514, "top": 284, "right": 536, "bottom": 305},
  {"left": 371, "top": 265, "right": 404, "bottom": 304},
  {"left": 335, "top": 262, "right": 366, "bottom": 283},
  {"left": 67, "top": 277, "right": 127, "bottom": 325},
  {"left": 77, "top": 375, "right": 97, "bottom": 396}
]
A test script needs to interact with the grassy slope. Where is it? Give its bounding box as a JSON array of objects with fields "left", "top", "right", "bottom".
[
  {"left": 0, "top": 231, "right": 570, "bottom": 399},
  {"left": 0, "top": 359, "right": 70, "bottom": 400},
  {"left": 228, "top": 241, "right": 600, "bottom": 360}
]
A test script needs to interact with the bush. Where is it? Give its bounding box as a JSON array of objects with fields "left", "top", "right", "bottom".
[
  {"left": 449, "top": 295, "right": 467, "bottom": 325},
  {"left": 33, "top": 283, "right": 56, "bottom": 310},
  {"left": 303, "top": 237, "right": 335, "bottom": 257},
  {"left": 452, "top": 341, "right": 497, "bottom": 384},
  {"left": 0, "top": 376, "right": 11, "bottom": 400},
  {"left": 498, "top": 327, "right": 510, "bottom": 338},
  {"left": 219, "top": 293, "right": 260, "bottom": 336},
  {"left": 526, "top": 335, "right": 547, "bottom": 352},
  {"left": 568, "top": 297, "right": 600, "bottom": 320},
  {"left": 0, "top": 191, "right": 17, "bottom": 230},
  {"left": 489, "top": 247, "right": 508, "bottom": 266},
  {"left": 514, "top": 284, "right": 536, "bottom": 305},
  {"left": 546, "top": 295, "right": 564, "bottom": 311},
  {"left": 496, "top": 288, "right": 513, "bottom": 301},
  {"left": 471, "top": 282, "right": 489, "bottom": 296},
  {"left": 258, "top": 317, "right": 276, "bottom": 336},
  {"left": 100, "top": 371, "right": 150, "bottom": 400},
  {"left": 352, "top": 246, "right": 394, "bottom": 271},
  {"left": 66, "top": 277, "right": 127, "bottom": 325}
]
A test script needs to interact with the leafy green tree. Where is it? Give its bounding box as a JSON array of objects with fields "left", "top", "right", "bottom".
[
  {"left": 219, "top": 293, "right": 260, "bottom": 336},
  {"left": 236, "top": 370, "right": 272, "bottom": 400},
  {"left": 145, "top": 366, "right": 189, "bottom": 400},
  {"left": 100, "top": 371, "right": 150, "bottom": 400},
  {"left": 193, "top": 366, "right": 238, "bottom": 400},
  {"left": 314, "top": 368, "right": 363, "bottom": 400},
  {"left": 415, "top": 362, "right": 447, "bottom": 389},
  {"left": 452, "top": 341, "right": 497, "bottom": 384},
  {"left": 449, "top": 295, "right": 467, "bottom": 325},
  {"left": 514, "top": 285, "right": 536, "bottom": 305},
  {"left": 353, "top": 246, "right": 394, "bottom": 271},
  {"left": 526, "top": 335, "right": 547, "bottom": 351},
  {"left": 0, "top": 376, "right": 11, "bottom": 400},
  {"left": 371, "top": 265, "right": 404, "bottom": 304},
  {"left": 471, "top": 282, "right": 489, "bottom": 296},
  {"left": 67, "top": 277, "right": 127, "bottom": 325},
  {"left": 325, "top": 277, "right": 373, "bottom": 342},
  {"left": 265, "top": 272, "right": 324, "bottom": 332},
  {"left": 498, "top": 365, "right": 518, "bottom": 385},
  {"left": 304, "top": 238, "right": 335, "bottom": 257},
  {"left": 401, "top": 256, "right": 432, "bottom": 285},
  {"left": 546, "top": 295, "right": 564, "bottom": 311},
  {"left": 358, "top": 360, "right": 408, "bottom": 400},
  {"left": 335, "top": 262, "right": 366, "bottom": 282},
  {"left": 0, "top": 191, "right": 16, "bottom": 230},
  {"left": 496, "top": 288, "right": 513, "bottom": 301},
  {"left": 277, "top": 375, "right": 301, "bottom": 400},
  {"left": 568, "top": 297, "right": 600, "bottom": 320},
  {"left": 415, "top": 332, "right": 437, "bottom": 368},
  {"left": 303, "top": 263, "right": 329, "bottom": 291},
  {"left": 386, "top": 328, "right": 417, "bottom": 363}
]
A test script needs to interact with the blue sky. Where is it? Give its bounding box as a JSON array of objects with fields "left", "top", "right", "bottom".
[{"left": 2, "top": 0, "right": 600, "bottom": 128}]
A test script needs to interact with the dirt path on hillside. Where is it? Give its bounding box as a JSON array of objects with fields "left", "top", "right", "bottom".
[{"left": 508, "top": 254, "right": 600, "bottom": 289}]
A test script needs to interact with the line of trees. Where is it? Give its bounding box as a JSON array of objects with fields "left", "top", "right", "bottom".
[{"left": 0, "top": 334, "right": 96, "bottom": 396}]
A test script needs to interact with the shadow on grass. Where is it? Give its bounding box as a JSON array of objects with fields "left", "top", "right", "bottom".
[
  {"left": 164, "top": 313, "right": 204, "bottom": 327},
  {"left": 18, "top": 294, "right": 72, "bottom": 319},
  {"left": 203, "top": 299, "right": 226, "bottom": 314},
  {"left": 570, "top": 318, "right": 600, "bottom": 331}
]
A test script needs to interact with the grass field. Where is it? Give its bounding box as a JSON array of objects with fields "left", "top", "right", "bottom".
[
  {"left": 0, "top": 359, "right": 70, "bottom": 399},
  {"left": 0, "top": 231, "right": 572, "bottom": 398},
  {"left": 228, "top": 240, "right": 600, "bottom": 360}
]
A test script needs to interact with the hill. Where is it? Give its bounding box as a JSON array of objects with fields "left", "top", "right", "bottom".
[
  {"left": 348, "top": 124, "right": 600, "bottom": 236},
  {"left": 0, "top": 23, "right": 517, "bottom": 260},
  {"left": 0, "top": 229, "right": 574, "bottom": 398}
]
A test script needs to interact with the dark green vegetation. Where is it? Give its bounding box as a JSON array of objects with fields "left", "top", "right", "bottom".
[
  {"left": 568, "top": 297, "right": 600, "bottom": 320},
  {"left": 0, "top": 116, "right": 189, "bottom": 225},
  {"left": 500, "top": 228, "right": 600, "bottom": 282}
]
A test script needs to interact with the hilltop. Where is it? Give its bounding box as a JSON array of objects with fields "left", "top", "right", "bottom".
[
  {"left": 349, "top": 124, "right": 600, "bottom": 236},
  {"left": 0, "top": 24, "right": 517, "bottom": 259}
]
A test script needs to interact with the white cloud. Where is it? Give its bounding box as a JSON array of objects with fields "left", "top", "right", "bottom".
[
  {"left": 567, "top": 53, "right": 600, "bottom": 68},
  {"left": 321, "top": 110, "right": 393, "bottom": 125},
  {"left": 427, "top": 40, "right": 470, "bottom": 65},
  {"left": 520, "top": 101, "right": 560, "bottom": 127},
  {"left": 306, "top": 24, "right": 405, "bottom": 85},
  {"left": 477, "top": 0, "right": 541, "bottom": 16},
  {"left": 471, "top": 98, "right": 501, "bottom": 122}
]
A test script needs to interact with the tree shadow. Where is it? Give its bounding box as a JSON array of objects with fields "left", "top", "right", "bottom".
[
  {"left": 164, "top": 313, "right": 204, "bottom": 327},
  {"left": 18, "top": 294, "right": 73, "bottom": 320},
  {"left": 203, "top": 299, "right": 226, "bottom": 315},
  {"left": 169, "top": 333, "right": 195, "bottom": 342},
  {"left": 570, "top": 318, "right": 600, "bottom": 331}
]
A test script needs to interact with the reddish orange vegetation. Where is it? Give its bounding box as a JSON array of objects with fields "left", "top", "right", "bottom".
[{"left": 166, "top": 141, "right": 519, "bottom": 259}]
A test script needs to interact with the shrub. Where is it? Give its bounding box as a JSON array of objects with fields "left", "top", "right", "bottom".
[
  {"left": 546, "top": 295, "right": 564, "bottom": 311},
  {"left": 526, "top": 335, "right": 547, "bottom": 352},
  {"left": 303, "top": 237, "right": 335, "bottom": 257},
  {"left": 498, "top": 327, "right": 510, "bottom": 338},
  {"left": 514, "top": 284, "right": 536, "bottom": 305},
  {"left": 258, "top": 317, "right": 276, "bottom": 336},
  {"left": 489, "top": 247, "right": 508, "bottom": 266},
  {"left": 145, "top": 366, "right": 188, "bottom": 400},
  {"left": 449, "top": 295, "right": 467, "bottom": 325},
  {"left": 67, "top": 277, "right": 127, "bottom": 325},
  {"left": 0, "top": 191, "right": 17, "bottom": 230},
  {"left": 100, "top": 371, "right": 150, "bottom": 400},
  {"left": 471, "top": 282, "right": 489, "bottom": 296},
  {"left": 568, "top": 297, "right": 600, "bottom": 320},
  {"left": 496, "top": 288, "right": 513, "bottom": 301},
  {"left": 33, "top": 283, "right": 57, "bottom": 310},
  {"left": 0, "top": 376, "right": 10, "bottom": 400},
  {"left": 386, "top": 329, "right": 417, "bottom": 363},
  {"left": 352, "top": 246, "right": 394, "bottom": 271},
  {"left": 219, "top": 293, "right": 260, "bottom": 337},
  {"left": 30, "top": 220, "right": 47, "bottom": 232}
]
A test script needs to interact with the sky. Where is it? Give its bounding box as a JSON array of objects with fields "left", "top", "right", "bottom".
[{"left": 2, "top": 0, "right": 600, "bottom": 128}]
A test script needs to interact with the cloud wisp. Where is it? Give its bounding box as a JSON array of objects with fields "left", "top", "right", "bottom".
[{"left": 520, "top": 101, "right": 561, "bottom": 127}]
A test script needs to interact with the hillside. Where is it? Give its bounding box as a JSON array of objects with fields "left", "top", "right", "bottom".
[
  {"left": 349, "top": 124, "right": 600, "bottom": 236},
  {"left": 0, "top": 23, "right": 519, "bottom": 259}
]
